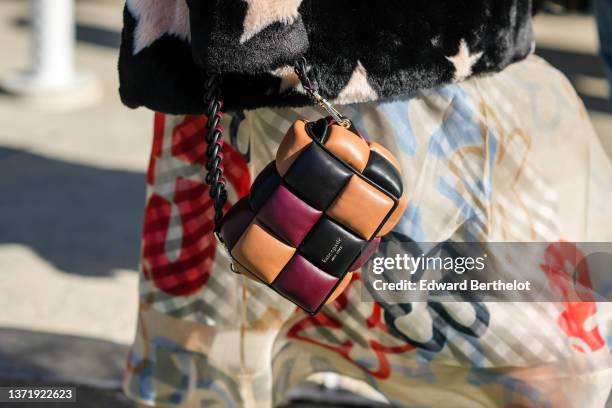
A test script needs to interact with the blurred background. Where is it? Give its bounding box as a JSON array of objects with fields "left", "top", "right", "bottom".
[{"left": 0, "top": 0, "right": 610, "bottom": 406}]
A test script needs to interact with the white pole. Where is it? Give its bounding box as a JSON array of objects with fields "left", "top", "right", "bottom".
[
  {"left": 30, "top": 0, "right": 76, "bottom": 88},
  {"left": 0, "top": 0, "right": 101, "bottom": 109}
]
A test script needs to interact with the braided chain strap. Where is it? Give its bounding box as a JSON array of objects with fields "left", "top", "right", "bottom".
[{"left": 202, "top": 74, "right": 228, "bottom": 240}]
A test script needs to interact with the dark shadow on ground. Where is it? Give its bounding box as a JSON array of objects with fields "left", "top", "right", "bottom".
[
  {"left": 75, "top": 23, "right": 122, "bottom": 49},
  {"left": 0, "top": 328, "right": 390, "bottom": 408},
  {"left": 0, "top": 147, "right": 145, "bottom": 276},
  {"left": 0, "top": 379, "right": 134, "bottom": 408},
  {"left": 0, "top": 327, "right": 128, "bottom": 387},
  {"left": 13, "top": 17, "right": 121, "bottom": 49},
  {"left": 536, "top": 46, "right": 612, "bottom": 113}
]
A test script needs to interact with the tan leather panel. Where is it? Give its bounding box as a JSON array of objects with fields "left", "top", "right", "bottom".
[
  {"left": 326, "top": 272, "right": 353, "bottom": 304},
  {"left": 378, "top": 193, "right": 408, "bottom": 236},
  {"left": 327, "top": 175, "right": 394, "bottom": 240},
  {"left": 231, "top": 221, "right": 296, "bottom": 283},
  {"left": 368, "top": 141, "right": 401, "bottom": 171},
  {"left": 324, "top": 125, "right": 369, "bottom": 172},
  {"left": 275, "top": 120, "right": 313, "bottom": 176}
]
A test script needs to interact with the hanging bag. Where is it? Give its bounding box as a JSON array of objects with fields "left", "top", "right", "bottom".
[{"left": 203, "top": 60, "right": 407, "bottom": 314}]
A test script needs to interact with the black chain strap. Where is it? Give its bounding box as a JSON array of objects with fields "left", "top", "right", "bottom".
[
  {"left": 294, "top": 58, "right": 317, "bottom": 96},
  {"left": 203, "top": 73, "right": 227, "bottom": 240}
]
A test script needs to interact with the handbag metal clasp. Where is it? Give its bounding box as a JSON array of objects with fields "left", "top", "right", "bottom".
[
  {"left": 294, "top": 57, "right": 352, "bottom": 128},
  {"left": 311, "top": 90, "right": 352, "bottom": 128}
]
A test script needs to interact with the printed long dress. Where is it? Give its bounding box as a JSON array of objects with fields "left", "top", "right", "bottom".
[{"left": 124, "top": 55, "right": 612, "bottom": 408}]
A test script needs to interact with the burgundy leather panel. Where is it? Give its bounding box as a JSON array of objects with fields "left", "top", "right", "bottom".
[
  {"left": 349, "top": 236, "right": 381, "bottom": 271},
  {"left": 257, "top": 185, "right": 322, "bottom": 247},
  {"left": 273, "top": 254, "right": 338, "bottom": 313}
]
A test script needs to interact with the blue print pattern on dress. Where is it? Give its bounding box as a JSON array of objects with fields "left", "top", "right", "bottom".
[
  {"left": 394, "top": 203, "right": 427, "bottom": 242},
  {"left": 428, "top": 86, "right": 484, "bottom": 157},
  {"left": 379, "top": 101, "right": 418, "bottom": 155},
  {"left": 427, "top": 86, "right": 499, "bottom": 240}
]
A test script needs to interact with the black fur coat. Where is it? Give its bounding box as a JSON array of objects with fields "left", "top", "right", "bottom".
[{"left": 118, "top": 0, "right": 535, "bottom": 113}]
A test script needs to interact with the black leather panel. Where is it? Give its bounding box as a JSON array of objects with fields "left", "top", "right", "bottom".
[
  {"left": 284, "top": 143, "right": 352, "bottom": 210},
  {"left": 362, "top": 150, "right": 403, "bottom": 198},
  {"left": 249, "top": 161, "right": 282, "bottom": 212},
  {"left": 299, "top": 216, "right": 366, "bottom": 278},
  {"left": 305, "top": 118, "right": 329, "bottom": 142}
]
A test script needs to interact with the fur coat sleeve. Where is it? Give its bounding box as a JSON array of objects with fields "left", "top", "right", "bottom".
[{"left": 118, "top": 0, "right": 535, "bottom": 113}]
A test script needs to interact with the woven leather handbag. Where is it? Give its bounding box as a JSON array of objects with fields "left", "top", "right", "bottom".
[{"left": 202, "top": 61, "right": 407, "bottom": 314}]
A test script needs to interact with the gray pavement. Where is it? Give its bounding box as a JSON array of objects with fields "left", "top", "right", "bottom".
[
  {"left": 0, "top": 328, "right": 133, "bottom": 407},
  {"left": 0, "top": 0, "right": 146, "bottom": 348},
  {"left": 0, "top": 0, "right": 611, "bottom": 405},
  {"left": 534, "top": 13, "right": 612, "bottom": 154}
]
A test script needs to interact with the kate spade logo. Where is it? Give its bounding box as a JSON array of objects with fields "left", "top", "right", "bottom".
[{"left": 322, "top": 237, "right": 343, "bottom": 264}]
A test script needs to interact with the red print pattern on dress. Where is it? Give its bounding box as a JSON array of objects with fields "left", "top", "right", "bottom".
[
  {"left": 142, "top": 113, "right": 250, "bottom": 296},
  {"left": 540, "top": 241, "right": 605, "bottom": 353}
]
